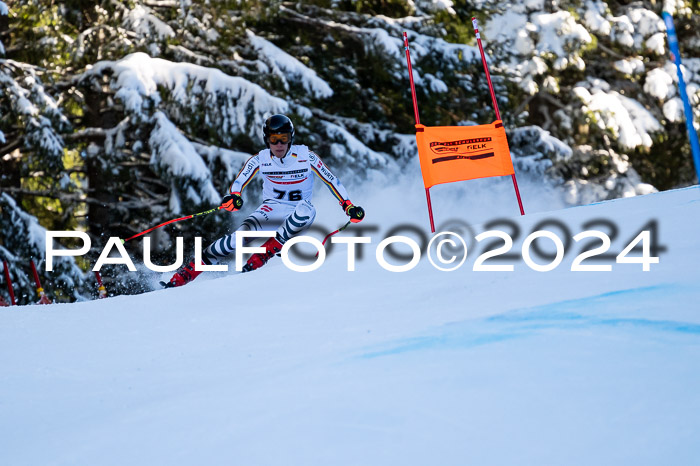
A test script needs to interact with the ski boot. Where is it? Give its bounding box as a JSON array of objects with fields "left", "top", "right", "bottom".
[
  {"left": 162, "top": 261, "right": 203, "bottom": 288},
  {"left": 242, "top": 237, "right": 283, "bottom": 272}
]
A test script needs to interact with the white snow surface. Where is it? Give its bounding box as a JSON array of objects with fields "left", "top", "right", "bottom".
[{"left": 2, "top": 179, "right": 700, "bottom": 465}]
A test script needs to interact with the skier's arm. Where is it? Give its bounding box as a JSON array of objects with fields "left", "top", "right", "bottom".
[
  {"left": 309, "top": 151, "right": 365, "bottom": 222},
  {"left": 229, "top": 154, "right": 260, "bottom": 194},
  {"left": 221, "top": 155, "right": 260, "bottom": 211},
  {"left": 309, "top": 151, "right": 350, "bottom": 202}
]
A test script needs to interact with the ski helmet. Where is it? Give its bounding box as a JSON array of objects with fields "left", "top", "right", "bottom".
[{"left": 263, "top": 114, "right": 295, "bottom": 148}]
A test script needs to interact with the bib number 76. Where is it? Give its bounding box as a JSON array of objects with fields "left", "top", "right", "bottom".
[{"left": 273, "top": 189, "right": 302, "bottom": 201}]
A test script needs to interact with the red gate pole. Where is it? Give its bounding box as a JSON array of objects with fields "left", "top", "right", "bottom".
[
  {"left": 3, "top": 260, "right": 16, "bottom": 306},
  {"left": 403, "top": 31, "right": 436, "bottom": 233},
  {"left": 94, "top": 271, "right": 108, "bottom": 299},
  {"left": 471, "top": 17, "right": 525, "bottom": 216},
  {"left": 30, "top": 260, "right": 52, "bottom": 305}
]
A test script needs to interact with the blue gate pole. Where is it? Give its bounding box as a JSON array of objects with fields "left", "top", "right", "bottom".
[{"left": 663, "top": 11, "right": 700, "bottom": 183}]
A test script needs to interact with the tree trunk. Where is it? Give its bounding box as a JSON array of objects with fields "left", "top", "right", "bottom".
[{"left": 84, "top": 91, "right": 119, "bottom": 243}]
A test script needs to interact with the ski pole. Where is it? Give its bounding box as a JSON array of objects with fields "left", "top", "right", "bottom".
[
  {"left": 3, "top": 260, "right": 16, "bottom": 306},
  {"left": 30, "top": 259, "right": 52, "bottom": 305},
  {"left": 315, "top": 220, "right": 352, "bottom": 258},
  {"left": 121, "top": 206, "right": 223, "bottom": 243},
  {"left": 94, "top": 271, "right": 108, "bottom": 299}
]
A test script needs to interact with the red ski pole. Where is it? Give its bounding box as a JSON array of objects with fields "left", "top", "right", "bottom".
[
  {"left": 2, "top": 260, "right": 16, "bottom": 306},
  {"left": 121, "top": 206, "right": 223, "bottom": 243},
  {"left": 94, "top": 271, "right": 108, "bottom": 299},
  {"left": 30, "top": 260, "right": 52, "bottom": 305},
  {"left": 315, "top": 220, "right": 352, "bottom": 258}
]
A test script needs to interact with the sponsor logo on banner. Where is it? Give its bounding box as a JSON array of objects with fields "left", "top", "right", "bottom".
[{"left": 428, "top": 137, "right": 495, "bottom": 164}]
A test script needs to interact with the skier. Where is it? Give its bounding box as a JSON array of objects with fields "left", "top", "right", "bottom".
[{"left": 165, "top": 114, "right": 365, "bottom": 287}]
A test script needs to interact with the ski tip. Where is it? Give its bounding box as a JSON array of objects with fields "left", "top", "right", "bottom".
[{"left": 159, "top": 280, "right": 175, "bottom": 289}]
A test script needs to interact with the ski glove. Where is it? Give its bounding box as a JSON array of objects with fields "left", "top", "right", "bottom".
[
  {"left": 222, "top": 192, "right": 243, "bottom": 212},
  {"left": 341, "top": 200, "right": 365, "bottom": 223}
]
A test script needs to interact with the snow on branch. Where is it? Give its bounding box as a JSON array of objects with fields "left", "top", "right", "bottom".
[
  {"left": 530, "top": 11, "right": 592, "bottom": 65},
  {"left": 79, "top": 52, "right": 288, "bottom": 143},
  {"left": 192, "top": 142, "right": 252, "bottom": 184},
  {"left": 148, "top": 111, "right": 220, "bottom": 211},
  {"left": 581, "top": 3, "right": 665, "bottom": 55},
  {"left": 122, "top": 3, "right": 175, "bottom": 40},
  {"left": 0, "top": 1, "right": 6, "bottom": 56},
  {"left": 414, "top": 0, "right": 456, "bottom": 15},
  {"left": 279, "top": 5, "right": 478, "bottom": 87},
  {"left": 0, "top": 192, "right": 46, "bottom": 254},
  {"left": 0, "top": 193, "right": 87, "bottom": 301},
  {"left": 319, "top": 120, "right": 397, "bottom": 173},
  {"left": 407, "top": 32, "right": 481, "bottom": 68},
  {"left": 246, "top": 30, "right": 333, "bottom": 99},
  {"left": 644, "top": 61, "right": 700, "bottom": 125},
  {"left": 574, "top": 79, "right": 662, "bottom": 150},
  {"left": 484, "top": 7, "right": 590, "bottom": 93},
  {"left": 0, "top": 60, "right": 68, "bottom": 170}
]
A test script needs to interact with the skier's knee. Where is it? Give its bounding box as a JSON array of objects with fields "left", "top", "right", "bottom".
[{"left": 296, "top": 200, "right": 316, "bottom": 223}]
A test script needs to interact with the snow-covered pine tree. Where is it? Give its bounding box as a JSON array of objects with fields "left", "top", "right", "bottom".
[
  {"left": 0, "top": 2, "right": 92, "bottom": 302},
  {"left": 0, "top": 193, "right": 89, "bottom": 304},
  {"left": 0, "top": 1, "right": 6, "bottom": 59},
  {"left": 478, "top": 0, "right": 699, "bottom": 194}
]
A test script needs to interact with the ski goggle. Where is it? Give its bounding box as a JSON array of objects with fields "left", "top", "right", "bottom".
[{"left": 268, "top": 133, "right": 291, "bottom": 144}]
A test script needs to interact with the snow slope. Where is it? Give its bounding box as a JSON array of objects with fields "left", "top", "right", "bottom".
[{"left": 2, "top": 183, "right": 700, "bottom": 466}]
